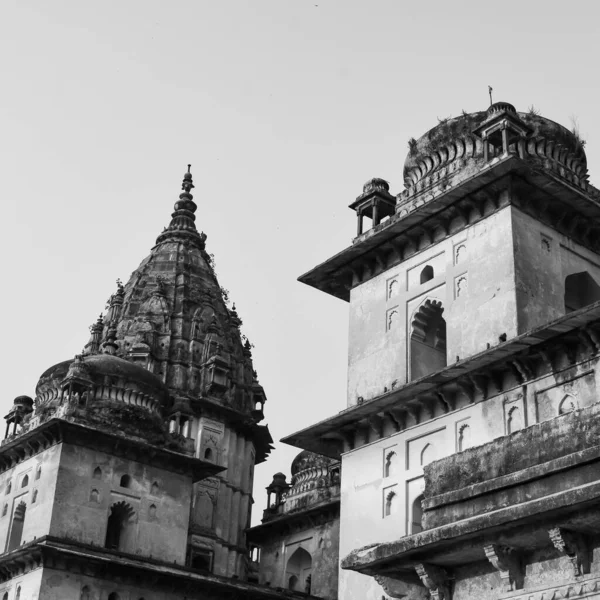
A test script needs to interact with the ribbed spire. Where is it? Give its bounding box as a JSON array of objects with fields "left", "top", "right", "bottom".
[{"left": 155, "top": 165, "right": 207, "bottom": 248}]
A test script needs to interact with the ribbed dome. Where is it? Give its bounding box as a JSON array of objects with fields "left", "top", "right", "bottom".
[
  {"left": 35, "top": 354, "right": 169, "bottom": 411},
  {"left": 290, "top": 450, "right": 335, "bottom": 477},
  {"left": 403, "top": 105, "right": 588, "bottom": 193}
]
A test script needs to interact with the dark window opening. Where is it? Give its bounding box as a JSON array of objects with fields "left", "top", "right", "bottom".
[
  {"left": 108, "top": 594, "right": 120, "bottom": 600},
  {"left": 21, "top": 475, "right": 28, "bottom": 488},
  {"left": 105, "top": 502, "right": 133, "bottom": 551},
  {"left": 119, "top": 474, "right": 131, "bottom": 488},
  {"left": 204, "top": 448, "right": 213, "bottom": 461},
  {"left": 410, "top": 300, "right": 447, "bottom": 381},
  {"left": 411, "top": 495, "right": 424, "bottom": 534},
  {"left": 190, "top": 549, "right": 213, "bottom": 572},
  {"left": 80, "top": 586, "right": 90, "bottom": 600},
  {"left": 420, "top": 265, "right": 434, "bottom": 284},
  {"left": 564, "top": 272, "right": 600, "bottom": 313},
  {"left": 7, "top": 502, "right": 26, "bottom": 551}
]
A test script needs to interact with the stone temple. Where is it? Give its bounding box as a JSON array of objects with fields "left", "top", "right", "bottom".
[
  {"left": 281, "top": 101, "right": 600, "bottom": 599},
  {"left": 5, "top": 100, "right": 600, "bottom": 600}
]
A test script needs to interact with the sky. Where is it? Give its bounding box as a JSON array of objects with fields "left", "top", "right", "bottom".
[{"left": 2, "top": 0, "right": 600, "bottom": 525}]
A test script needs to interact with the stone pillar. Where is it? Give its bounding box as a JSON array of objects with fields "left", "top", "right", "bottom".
[
  {"left": 357, "top": 211, "right": 363, "bottom": 236},
  {"left": 372, "top": 200, "right": 379, "bottom": 227}
]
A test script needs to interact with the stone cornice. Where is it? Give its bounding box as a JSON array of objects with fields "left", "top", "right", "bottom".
[
  {"left": 281, "top": 300, "right": 600, "bottom": 459},
  {"left": 0, "top": 419, "right": 222, "bottom": 482},
  {"left": 299, "top": 156, "right": 600, "bottom": 301},
  {"left": 0, "top": 536, "right": 312, "bottom": 599}
]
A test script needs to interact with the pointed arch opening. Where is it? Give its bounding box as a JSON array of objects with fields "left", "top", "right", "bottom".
[
  {"left": 7, "top": 501, "right": 26, "bottom": 551},
  {"left": 105, "top": 501, "right": 135, "bottom": 551},
  {"left": 420, "top": 265, "right": 434, "bottom": 284},
  {"left": 21, "top": 475, "right": 28, "bottom": 488},
  {"left": 507, "top": 406, "right": 523, "bottom": 434},
  {"left": 80, "top": 586, "right": 90, "bottom": 600},
  {"left": 458, "top": 424, "right": 472, "bottom": 451},
  {"left": 384, "top": 490, "right": 396, "bottom": 517},
  {"left": 93, "top": 466, "right": 102, "bottom": 480},
  {"left": 286, "top": 547, "right": 312, "bottom": 593},
  {"left": 559, "top": 395, "right": 577, "bottom": 415},
  {"left": 411, "top": 494, "right": 424, "bottom": 534},
  {"left": 2, "top": 593, "right": 8, "bottom": 600},
  {"left": 564, "top": 272, "right": 600, "bottom": 313},
  {"left": 384, "top": 451, "right": 397, "bottom": 478},
  {"left": 410, "top": 299, "right": 446, "bottom": 381},
  {"left": 15, "top": 587, "right": 20, "bottom": 600}
]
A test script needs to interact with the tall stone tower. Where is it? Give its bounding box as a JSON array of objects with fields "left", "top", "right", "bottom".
[
  {"left": 284, "top": 103, "right": 600, "bottom": 599},
  {"left": 0, "top": 168, "right": 281, "bottom": 600}
]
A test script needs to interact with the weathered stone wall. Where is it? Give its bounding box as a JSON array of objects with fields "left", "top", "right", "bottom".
[
  {"left": 189, "top": 416, "right": 256, "bottom": 578},
  {"left": 0, "top": 566, "right": 43, "bottom": 600},
  {"left": 338, "top": 354, "right": 600, "bottom": 600},
  {"left": 257, "top": 516, "right": 340, "bottom": 599},
  {"left": 512, "top": 207, "right": 600, "bottom": 334},
  {"left": 347, "top": 205, "right": 518, "bottom": 406},
  {"left": 50, "top": 443, "right": 192, "bottom": 563},
  {"left": 0, "top": 444, "right": 62, "bottom": 552}
]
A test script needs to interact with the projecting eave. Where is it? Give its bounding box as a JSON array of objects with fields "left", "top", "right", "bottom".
[
  {"left": 299, "top": 155, "right": 600, "bottom": 302},
  {"left": 281, "top": 300, "right": 600, "bottom": 459}
]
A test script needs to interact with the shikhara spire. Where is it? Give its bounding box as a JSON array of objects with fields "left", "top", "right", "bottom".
[{"left": 155, "top": 164, "right": 206, "bottom": 248}]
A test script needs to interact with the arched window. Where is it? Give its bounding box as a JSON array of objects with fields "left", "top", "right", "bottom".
[
  {"left": 559, "top": 395, "right": 577, "bottom": 415},
  {"left": 420, "top": 265, "right": 434, "bottom": 284},
  {"left": 7, "top": 502, "right": 26, "bottom": 551},
  {"left": 15, "top": 587, "right": 20, "bottom": 600},
  {"left": 458, "top": 424, "right": 472, "bottom": 451},
  {"left": 2, "top": 505, "right": 7, "bottom": 517},
  {"left": 6, "top": 482, "right": 11, "bottom": 495},
  {"left": 119, "top": 474, "right": 131, "bottom": 488},
  {"left": 564, "top": 272, "right": 600, "bottom": 313},
  {"left": 204, "top": 448, "right": 213, "bottom": 461},
  {"left": 105, "top": 502, "right": 134, "bottom": 551},
  {"left": 149, "top": 504, "right": 157, "bottom": 519},
  {"left": 411, "top": 494, "right": 424, "bottom": 533},
  {"left": 90, "top": 489, "right": 99, "bottom": 503},
  {"left": 80, "top": 586, "right": 90, "bottom": 600},
  {"left": 35, "top": 466, "right": 42, "bottom": 480},
  {"left": 507, "top": 406, "right": 523, "bottom": 434},
  {"left": 93, "top": 466, "right": 102, "bottom": 480},
  {"left": 32, "top": 489, "right": 38, "bottom": 503},
  {"left": 421, "top": 443, "right": 435, "bottom": 466},
  {"left": 2, "top": 592, "right": 7, "bottom": 600},
  {"left": 21, "top": 475, "right": 28, "bottom": 488},
  {"left": 384, "top": 491, "right": 396, "bottom": 517},
  {"left": 410, "top": 300, "right": 446, "bottom": 381},
  {"left": 384, "top": 451, "right": 397, "bottom": 478},
  {"left": 151, "top": 481, "right": 159, "bottom": 495},
  {"left": 286, "top": 547, "right": 312, "bottom": 593}
]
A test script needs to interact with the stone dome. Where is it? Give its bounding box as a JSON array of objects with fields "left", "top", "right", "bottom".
[
  {"left": 403, "top": 103, "right": 588, "bottom": 195},
  {"left": 35, "top": 353, "right": 170, "bottom": 413},
  {"left": 290, "top": 450, "right": 336, "bottom": 477}
]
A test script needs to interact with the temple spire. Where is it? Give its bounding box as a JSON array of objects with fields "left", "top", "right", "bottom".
[{"left": 155, "top": 165, "right": 206, "bottom": 248}]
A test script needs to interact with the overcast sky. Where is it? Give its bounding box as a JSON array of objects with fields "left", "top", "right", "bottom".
[{"left": 2, "top": 0, "right": 600, "bottom": 524}]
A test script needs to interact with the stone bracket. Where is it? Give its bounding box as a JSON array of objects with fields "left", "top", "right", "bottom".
[
  {"left": 414, "top": 563, "right": 451, "bottom": 600},
  {"left": 373, "top": 574, "right": 429, "bottom": 600},
  {"left": 548, "top": 527, "right": 590, "bottom": 577},
  {"left": 484, "top": 544, "right": 523, "bottom": 592}
]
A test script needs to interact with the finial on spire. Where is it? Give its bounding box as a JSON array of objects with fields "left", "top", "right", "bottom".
[
  {"left": 182, "top": 164, "right": 195, "bottom": 194},
  {"left": 488, "top": 85, "right": 494, "bottom": 106}
]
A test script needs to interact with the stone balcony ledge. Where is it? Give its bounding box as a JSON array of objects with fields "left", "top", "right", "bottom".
[{"left": 342, "top": 402, "right": 600, "bottom": 585}]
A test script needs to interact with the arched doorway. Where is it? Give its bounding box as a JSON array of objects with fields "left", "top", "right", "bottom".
[
  {"left": 286, "top": 547, "right": 312, "bottom": 593},
  {"left": 411, "top": 494, "right": 424, "bottom": 534},
  {"left": 564, "top": 272, "right": 600, "bottom": 313},
  {"left": 410, "top": 299, "right": 447, "bottom": 380}
]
